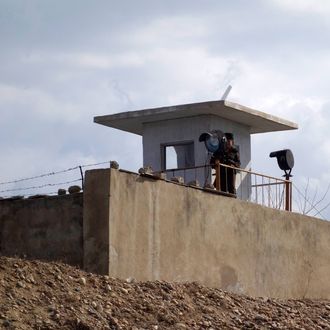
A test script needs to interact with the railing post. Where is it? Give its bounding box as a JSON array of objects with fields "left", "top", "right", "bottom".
[
  {"left": 215, "top": 160, "right": 221, "bottom": 191},
  {"left": 285, "top": 179, "right": 292, "bottom": 211}
]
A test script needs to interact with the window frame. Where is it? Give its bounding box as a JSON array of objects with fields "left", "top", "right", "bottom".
[{"left": 160, "top": 140, "right": 195, "bottom": 171}]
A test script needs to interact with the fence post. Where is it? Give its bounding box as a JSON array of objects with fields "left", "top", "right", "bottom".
[
  {"left": 285, "top": 179, "right": 292, "bottom": 211},
  {"left": 215, "top": 160, "right": 221, "bottom": 191}
]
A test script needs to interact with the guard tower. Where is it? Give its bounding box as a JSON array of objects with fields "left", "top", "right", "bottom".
[{"left": 94, "top": 100, "right": 297, "bottom": 199}]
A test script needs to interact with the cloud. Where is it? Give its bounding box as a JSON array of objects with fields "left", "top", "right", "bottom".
[
  {"left": 270, "top": 0, "right": 330, "bottom": 16},
  {"left": 0, "top": 83, "right": 82, "bottom": 122},
  {"left": 1, "top": 0, "right": 330, "bottom": 218}
]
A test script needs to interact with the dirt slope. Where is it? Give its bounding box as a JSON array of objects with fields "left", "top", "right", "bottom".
[{"left": 0, "top": 256, "right": 329, "bottom": 329}]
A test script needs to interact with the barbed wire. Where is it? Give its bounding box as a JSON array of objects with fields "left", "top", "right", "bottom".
[
  {"left": 0, "top": 161, "right": 111, "bottom": 186},
  {"left": 0, "top": 160, "right": 113, "bottom": 199},
  {"left": 0, "top": 178, "right": 81, "bottom": 194}
]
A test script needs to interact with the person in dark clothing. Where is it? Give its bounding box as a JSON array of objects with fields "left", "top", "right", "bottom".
[{"left": 211, "top": 132, "right": 241, "bottom": 194}]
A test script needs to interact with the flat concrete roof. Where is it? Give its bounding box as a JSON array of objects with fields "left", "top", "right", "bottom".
[{"left": 94, "top": 100, "right": 298, "bottom": 135}]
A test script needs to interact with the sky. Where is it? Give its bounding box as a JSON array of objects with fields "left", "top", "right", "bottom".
[{"left": 1, "top": 0, "right": 330, "bottom": 219}]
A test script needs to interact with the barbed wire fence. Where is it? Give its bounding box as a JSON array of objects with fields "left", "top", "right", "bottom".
[
  {"left": 0, "top": 161, "right": 113, "bottom": 199},
  {"left": 1, "top": 160, "right": 329, "bottom": 219}
]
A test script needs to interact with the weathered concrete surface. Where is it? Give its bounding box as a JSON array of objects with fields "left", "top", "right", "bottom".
[
  {"left": 86, "top": 169, "right": 330, "bottom": 299},
  {"left": 83, "top": 169, "right": 110, "bottom": 274},
  {"left": 0, "top": 194, "right": 83, "bottom": 266}
]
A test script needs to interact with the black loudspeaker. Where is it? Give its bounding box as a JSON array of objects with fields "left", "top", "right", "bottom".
[{"left": 269, "top": 149, "right": 294, "bottom": 171}]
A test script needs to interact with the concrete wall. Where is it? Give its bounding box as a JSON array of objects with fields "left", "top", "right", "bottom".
[
  {"left": 83, "top": 169, "right": 110, "bottom": 274},
  {"left": 0, "top": 193, "right": 83, "bottom": 266},
  {"left": 84, "top": 168, "right": 330, "bottom": 299}
]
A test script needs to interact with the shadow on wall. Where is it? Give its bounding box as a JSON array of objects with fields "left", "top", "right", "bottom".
[{"left": 0, "top": 193, "right": 83, "bottom": 267}]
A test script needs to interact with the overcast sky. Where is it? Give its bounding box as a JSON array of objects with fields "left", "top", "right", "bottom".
[{"left": 1, "top": 0, "right": 330, "bottom": 218}]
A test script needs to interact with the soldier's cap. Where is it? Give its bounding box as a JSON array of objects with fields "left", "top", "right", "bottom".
[{"left": 225, "top": 132, "right": 234, "bottom": 140}]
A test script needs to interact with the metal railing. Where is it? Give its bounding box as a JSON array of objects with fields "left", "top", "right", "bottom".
[{"left": 155, "top": 163, "right": 292, "bottom": 211}]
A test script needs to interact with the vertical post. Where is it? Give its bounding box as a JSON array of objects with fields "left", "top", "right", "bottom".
[
  {"left": 215, "top": 160, "right": 221, "bottom": 191},
  {"left": 79, "top": 166, "right": 84, "bottom": 189},
  {"left": 285, "top": 175, "right": 292, "bottom": 211}
]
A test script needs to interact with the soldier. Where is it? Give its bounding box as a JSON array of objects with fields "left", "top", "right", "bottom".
[{"left": 211, "top": 132, "right": 240, "bottom": 194}]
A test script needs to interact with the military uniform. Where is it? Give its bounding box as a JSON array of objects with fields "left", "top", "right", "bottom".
[{"left": 211, "top": 137, "right": 240, "bottom": 195}]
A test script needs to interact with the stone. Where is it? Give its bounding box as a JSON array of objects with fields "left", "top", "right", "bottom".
[
  {"left": 254, "top": 314, "right": 269, "bottom": 322},
  {"left": 187, "top": 179, "right": 200, "bottom": 187},
  {"left": 121, "top": 287, "right": 129, "bottom": 294},
  {"left": 204, "top": 183, "right": 215, "bottom": 189},
  {"left": 125, "top": 277, "right": 135, "bottom": 283},
  {"left": 57, "top": 189, "right": 66, "bottom": 195},
  {"left": 155, "top": 172, "right": 167, "bottom": 180},
  {"left": 68, "top": 185, "right": 81, "bottom": 194},
  {"left": 170, "top": 176, "right": 184, "bottom": 184},
  {"left": 110, "top": 161, "right": 119, "bottom": 169},
  {"left": 27, "top": 275, "right": 36, "bottom": 284},
  {"left": 2, "top": 320, "right": 11, "bottom": 327},
  {"left": 175, "top": 322, "right": 187, "bottom": 329},
  {"left": 138, "top": 166, "right": 153, "bottom": 175},
  {"left": 79, "top": 277, "right": 87, "bottom": 286}
]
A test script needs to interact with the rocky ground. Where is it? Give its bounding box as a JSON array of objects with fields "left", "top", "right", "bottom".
[{"left": 0, "top": 256, "right": 329, "bottom": 329}]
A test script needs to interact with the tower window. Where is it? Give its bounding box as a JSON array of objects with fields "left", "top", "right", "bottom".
[{"left": 162, "top": 141, "right": 195, "bottom": 170}]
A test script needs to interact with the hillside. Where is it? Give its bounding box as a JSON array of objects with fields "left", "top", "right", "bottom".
[{"left": 0, "top": 256, "right": 329, "bottom": 329}]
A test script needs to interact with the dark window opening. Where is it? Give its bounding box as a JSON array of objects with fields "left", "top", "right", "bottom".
[{"left": 162, "top": 142, "right": 195, "bottom": 170}]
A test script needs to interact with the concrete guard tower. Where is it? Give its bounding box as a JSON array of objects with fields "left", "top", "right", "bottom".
[{"left": 94, "top": 100, "right": 297, "bottom": 199}]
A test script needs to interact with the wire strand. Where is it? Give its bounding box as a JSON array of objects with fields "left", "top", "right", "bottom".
[
  {"left": 0, "top": 179, "right": 82, "bottom": 194},
  {"left": 0, "top": 161, "right": 111, "bottom": 186}
]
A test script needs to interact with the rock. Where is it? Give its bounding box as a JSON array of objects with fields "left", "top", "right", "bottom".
[
  {"left": 1, "top": 256, "right": 330, "bottom": 329},
  {"left": 204, "top": 183, "right": 215, "bottom": 189},
  {"left": 2, "top": 320, "right": 11, "bottom": 327},
  {"left": 48, "top": 305, "right": 57, "bottom": 313},
  {"left": 187, "top": 179, "right": 200, "bottom": 187},
  {"left": 138, "top": 166, "right": 153, "bottom": 175},
  {"left": 110, "top": 161, "right": 119, "bottom": 169},
  {"left": 155, "top": 172, "right": 167, "bottom": 180},
  {"left": 170, "top": 176, "right": 184, "bottom": 184},
  {"left": 254, "top": 314, "right": 269, "bottom": 322},
  {"left": 17, "top": 281, "right": 25, "bottom": 288},
  {"left": 125, "top": 277, "right": 135, "bottom": 283},
  {"left": 27, "top": 275, "right": 36, "bottom": 284},
  {"left": 57, "top": 189, "right": 66, "bottom": 195},
  {"left": 68, "top": 185, "right": 81, "bottom": 194},
  {"left": 121, "top": 287, "right": 129, "bottom": 294}
]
